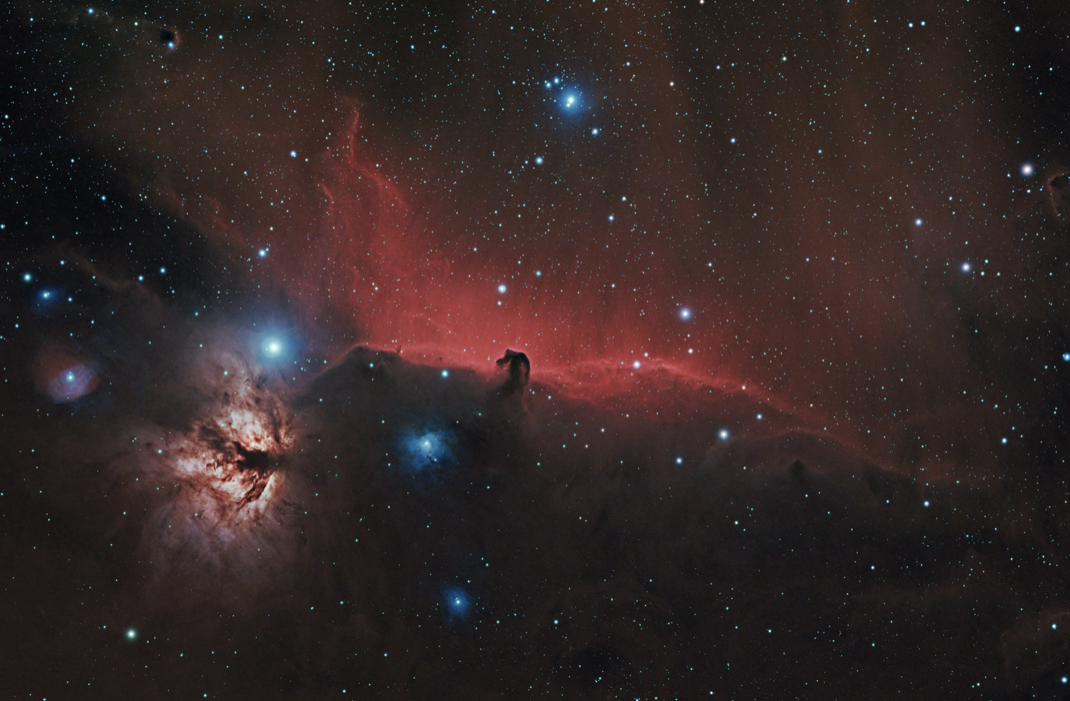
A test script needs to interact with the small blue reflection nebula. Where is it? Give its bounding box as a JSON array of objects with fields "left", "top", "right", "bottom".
[
  {"left": 48, "top": 363, "right": 97, "bottom": 402},
  {"left": 401, "top": 429, "right": 455, "bottom": 472},
  {"left": 443, "top": 586, "right": 471, "bottom": 619}
]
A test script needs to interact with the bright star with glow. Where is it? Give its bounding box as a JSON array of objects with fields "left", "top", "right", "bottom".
[
  {"left": 125, "top": 628, "right": 137, "bottom": 641},
  {"left": 914, "top": 218, "right": 923, "bottom": 226},
  {"left": 632, "top": 360, "right": 641, "bottom": 369},
  {"left": 22, "top": 272, "right": 32, "bottom": 282},
  {"left": 1062, "top": 353, "right": 1070, "bottom": 362},
  {"left": 441, "top": 369, "right": 449, "bottom": 378},
  {"left": 498, "top": 284, "right": 507, "bottom": 294},
  {"left": 719, "top": 429, "right": 730, "bottom": 440},
  {"left": 961, "top": 262, "right": 971, "bottom": 272},
  {"left": 679, "top": 307, "right": 692, "bottom": 320},
  {"left": 262, "top": 337, "right": 284, "bottom": 357},
  {"left": 534, "top": 156, "right": 543, "bottom": 165},
  {"left": 1021, "top": 162, "right": 1034, "bottom": 177},
  {"left": 258, "top": 248, "right": 268, "bottom": 258}
]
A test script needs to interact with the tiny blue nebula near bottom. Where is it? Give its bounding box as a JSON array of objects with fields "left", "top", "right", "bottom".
[{"left": 443, "top": 586, "right": 472, "bottom": 620}]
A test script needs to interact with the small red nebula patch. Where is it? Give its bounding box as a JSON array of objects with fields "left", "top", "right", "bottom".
[{"left": 34, "top": 346, "right": 100, "bottom": 402}]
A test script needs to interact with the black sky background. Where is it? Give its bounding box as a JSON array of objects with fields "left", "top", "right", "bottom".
[{"left": 3, "top": 0, "right": 1070, "bottom": 699}]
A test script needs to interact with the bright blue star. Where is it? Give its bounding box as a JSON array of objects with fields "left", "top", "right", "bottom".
[
  {"left": 261, "top": 337, "right": 285, "bottom": 358},
  {"left": 1062, "top": 353, "right": 1070, "bottom": 362},
  {"left": 498, "top": 284, "right": 507, "bottom": 294},
  {"left": 679, "top": 307, "right": 692, "bottom": 320},
  {"left": 125, "top": 628, "right": 137, "bottom": 641},
  {"left": 22, "top": 272, "right": 32, "bottom": 282}
]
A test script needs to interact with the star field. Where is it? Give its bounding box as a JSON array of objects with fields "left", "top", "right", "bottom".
[{"left": 2, "top": 0, "right": 1070, "bottom": 699}]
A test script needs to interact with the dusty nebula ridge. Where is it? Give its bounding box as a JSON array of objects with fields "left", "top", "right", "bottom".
[{"left": 3, "top": 0, "right": 1070, "bottom": 699}]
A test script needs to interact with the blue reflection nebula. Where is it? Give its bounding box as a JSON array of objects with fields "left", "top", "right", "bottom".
[
  {"left": 400, "top": 429, "right": 455, "bottom": 472},
  {"left": 47, "top": 363, "right": 97, "bottom": 402},
  {"left": 443, "top": 586, "right": 472, "bottom": 620}
]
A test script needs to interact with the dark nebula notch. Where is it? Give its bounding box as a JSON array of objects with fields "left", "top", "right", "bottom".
[{"left": 1050, "top": 172, "right": 1070, "bottom": 223}]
